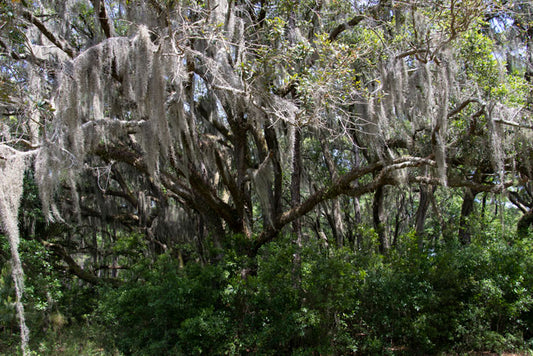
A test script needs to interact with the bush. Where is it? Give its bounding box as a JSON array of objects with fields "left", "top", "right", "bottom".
[
  {"left": 356, "top": 235, "right": 533, "bottom": 353},
  {"left": 97, "top": 232, "right": 533, "bottom": 355},
  {"left": 99, "top": 255, "right": 235, "bottom": 355}
]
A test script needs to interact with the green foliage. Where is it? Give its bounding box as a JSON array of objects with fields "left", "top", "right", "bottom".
[
  {"left": 457, "top": 22, "right": 530, "bottom": 104},
  {"left": 234, "top": 237, "right": 363, "bottom": 353},
  {"left": 0, "top": 261, "right": 18, "bottom": 352},
  {"left": 0, "top": 237, "right": 68, "bottom": 353},
  {"left": 1, "top": 228, "right": 532, "bottom": 354},
  {"left": 0, "top": 1, "right": 26, "bottom": 54},
  {"left": 357, "top": 235, "right": 533, "bottom": 353},
  {"left": 98, "top": 255, "right": 234, "bottom": 355},
  {"left": 30, "top": 320, "right": 114, "bottom": 356},
  {"left": 95, "top": 230, "right": 533, "bottom": 355}
]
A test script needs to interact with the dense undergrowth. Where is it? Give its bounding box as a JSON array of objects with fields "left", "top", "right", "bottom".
[{"left": 2, "top": 229, "right": 533, "bottom": 355}]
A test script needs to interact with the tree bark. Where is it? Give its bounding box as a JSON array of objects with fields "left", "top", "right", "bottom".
[
  {"left": 232, "top": 116, "right": 252, "bottom": 237},
  {"left": 321, "top": 140, "right": 345, "bottom": 246},
  {"left": 264, "top": 122, "right": 283, "bottom": 222},
  {"left": 353, "top": 197, "right": 362, "bottom": 249},
  {"left": 291, "top": 128, "right": 302, "bottom": 287},
  {"left": 415, "top": 184, "right": 432, "bottom": 248},
  {"left": 458, "top": 188, "right": 478, "bottom": 245},
  {"left": 291, "top": 129, "right": 302, "bottom": 239},
  {"left": 517, "top": 211, "right": 533, "bottom": 239},
  {"left": 90, "top": 0, "right": 115, "bottom": 38},
  {"left": 373, "top": 185, "right": 389, "bottom": 254},
  {"left": 392, "top": 193, "right": 405, "bottom": 247}
]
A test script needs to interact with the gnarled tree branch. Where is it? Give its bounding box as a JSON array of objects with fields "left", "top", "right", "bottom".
[{"left": 21, "top": 9, "right": 76, "bottom": 58}]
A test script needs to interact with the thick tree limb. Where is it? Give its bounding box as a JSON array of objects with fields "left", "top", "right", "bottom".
[
  {"left": 21, "top": 9, "right": 76, "bottom": 58},
  {"left": 187, "top": 165, "right": 241, "bottom": 232},
  {"left": 280, "top": 157, "right": 434, "bottom": 227},
  {"left": 93, "top": 145, "right": 149, "bottom": 174},
  {"left": 0, "top": 146, "right": 39, "bottom": 160},
  {"left": 103, "top": 189, "right": 138, "bottom": 208},
  {"left": 93, "top": 145, "right": 194, "bottom": 225},
  {"left": 251, "top": 156, "right": 435, "bottom": 253},
  {"left": 0, "top": 37, "right": 24, "bottom": 61},
  {"left": 447, "top": 99, "right": 481, "bottom": 119},
  {"left": 82, "top": 119, "right": 147, "bottom": 135},
  {"left": 494, "top": 118, "right": 533, "bottom": 130},
  {"left": 110, "top": 166, "right": 139, "bottom": 208},
  {"left": 411, "top": 176, "right": 512, "bottom": 192},
  {"left": 90, "top": 0, "right": 115, "bottom": 38},
  {"left": 328, "top": 15, "right": 365, "bottom": 42},
  {"left": 396, "top": 49, "right": 431, "bottom": 60},
  {"left": 327, "top": 1, "right": 387, "bottom": 42},
  {"left": 42, "top": 240, "right": 120, "bottom": 286},
  {"left": 82, "top": 206, "right": 140, "bottom": 229},
  {"left": 508, "top": 191, "right": 529, "bottom": 213}
]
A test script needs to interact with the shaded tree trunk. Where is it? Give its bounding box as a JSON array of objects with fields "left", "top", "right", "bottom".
[
  {"left": 331, "top": 199, "right": 345, "bottom": 247},
  {"left": 392, "top": 193, "right": 405, "bottom": 248},
  {"left": 415, "top": 184, "right": 432, "bottom": 249},
  {"left": 459, "top": 188, "right": 478, "bottom": 245},
  {"left": 321, "top": 140, "right": 345, "bottom": 247},
  {"left": 291, "top": 128, "right": 302, "bottom": 239},
  {"left": 352, "top": 146, "right": 362, "bottom": 250},
  {"left": 232, "top": 115, "right": 252, "bottom": 238},
  {"left": 373, "top": 185, "right": 389, "bottom": 254},
  {"left": 291, "top": 128, "right": 302, "bottom": 286},
  {"left": 517, "top": 211, "right": 533, "bottom": 239},
  {"left": 264, "top": 123, "right": 283, "bottom": 220},
  {"left": 353, "top": 197, "right": 362, "bottom": 249}
]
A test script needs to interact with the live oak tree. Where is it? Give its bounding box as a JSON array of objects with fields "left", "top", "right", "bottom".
[{"left": 1, "top": 0, "right": 533, "bottom": 352}]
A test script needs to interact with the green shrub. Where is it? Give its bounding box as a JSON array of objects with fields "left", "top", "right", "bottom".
[
  {"left": 97, "top": 231, "right": 533, "bottom": 355},
  {"left": 356, "top": 234, "right": 533, "bottom": 353},
  {"left": 99, "top": 254, "right": 234, "bottom": 355}
]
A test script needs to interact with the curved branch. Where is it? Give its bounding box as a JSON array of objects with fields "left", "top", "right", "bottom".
[
  {"left": 251, "top": 156, "right": 435, "bottom": 253},
  {"left": 42, "top": 240, "right": 120, "bottom": 286},
  {"left": 328, "top": 15, "right": 366, "bottom": 42},
  {"left": 281, "top": 157, "right": 435, "bottom": 227},
  {"left": 508, "top": 191, "right": 529, "bottom": 213},
  {"left": 447, "top": 99, "right": 481, "bottom": 119},
  {"left": 327, "top": 1, "right": 387, "bottom": 42},
  {"left": 21, "top": 9, "right": 76, "bottom": 58}
]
